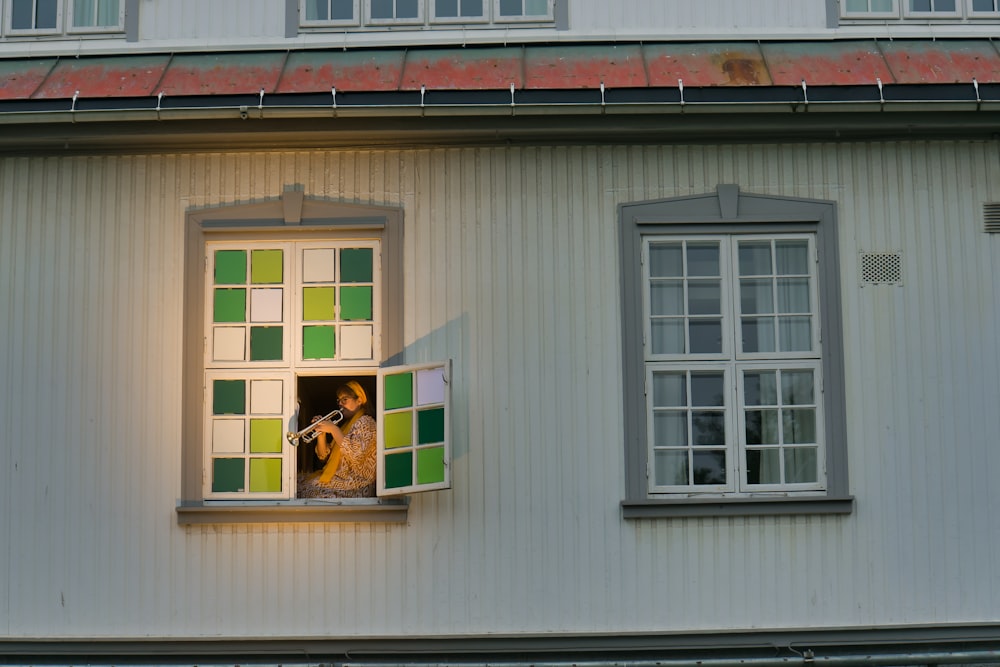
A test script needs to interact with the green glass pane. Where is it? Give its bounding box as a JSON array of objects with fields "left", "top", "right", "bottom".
[
  {"left": 302, "top": 326, "right": 335, "bottom": 359},
  {"left": 341, "top": 286, "right": 372, "bottom": 321},
  {"left": 249, "top": 458, "right": 282, "bottom": 492},
  {"left": 215, "top": 250, "right": 246, "bottom": 284},
  {"left": 384, "top": 411, "right": 413, "bottom": 449},
  {"left": 250, "top": 249, "right": 283, "bottom": 284},
  {"left": 417, "top": 407, "right": 445, "bottom": 445},
  {"left": 213, "top": 380, "right": 245, "bottom": 415},
  {"left": 303, "top": 287, "right": 336, "bottom": 321},
  {"left": 384, "top": 451, "right": 413, "bottom": 489},
  {"left": 214, "top": 289, "right": 246, "bottom": 323},
  {"left": 249, "top": 326, "right": 283, "bottom": 361},
  {"left": 383, "top": 372, "right": 413, "bottom": 410},
  {"left": 250, "top": 418, "right": 283, "bottom": 453},
  {"left": 341, "top": 247, "right": 373, "bottom": 282},
  {"left": 212, "top": 458, "right": 244, "bottom": 492},
  {"left": 416, "top": 446, "right": 445, "bottom": 484}
]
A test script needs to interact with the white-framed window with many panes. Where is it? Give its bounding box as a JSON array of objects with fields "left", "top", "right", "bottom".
[
  {"left": 300, "top": 0, "right": 552, "bottom": 27},
  {"left": 618, "top": 186, "right": 852, "bottom": 518},
  {"left": 179, "top": 195, "right": 451, "bottom": 524},
  {"left": 5, "top": 0, "right": 124, "bottom": 35},
  {"left": 841, "top": 0, "right": 1000, "bottom": 19}
]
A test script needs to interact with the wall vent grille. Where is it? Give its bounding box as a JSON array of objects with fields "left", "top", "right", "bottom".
[
  {"left": 984, "top": 203, "right": 1000, "bottom": 232},
  {"left": 860, "top": 251, "right": 902, "bottom": 286}
]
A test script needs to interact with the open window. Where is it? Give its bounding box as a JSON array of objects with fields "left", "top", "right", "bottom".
[{"left": 178, "top": 193, "right": 451, "bottom": 524}]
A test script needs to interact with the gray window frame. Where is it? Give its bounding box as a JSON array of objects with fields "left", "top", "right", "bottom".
[{"left": 619, "top": 185, "right": 853, "bottom": 519}]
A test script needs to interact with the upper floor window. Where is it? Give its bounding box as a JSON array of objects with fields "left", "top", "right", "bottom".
[
  {"left": 5, "top": 0, "right": 123, "bottom": 35},
  {"left": 301, "top": 0, "right": 553, "bottom": 28},
  {"left": 841, "top": 0, "right": 1000, "bottom": 19}
]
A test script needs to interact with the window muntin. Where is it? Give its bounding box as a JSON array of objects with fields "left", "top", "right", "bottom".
[
  {"left": 495, "top": 0, "right": 552, "bottom": 21},
  {"left": 642, "top": 234, "right": 825, "bottom": 497},
  {"left": 367, "top": 0, "right": 423, "bottom": 23},
  {"left": 431, "top": 0, "right": 486, "bottom": 23},
  {"left": 9, "top": 0, "right": 60, "bottom": 32},
  {"left": 6, "top": 0, "right": 122, "bottom": 34},
  {"left": 69, "top": 0, "right": 122, "bottom": 30},
  {"left": 302, "top": 0, "right": 360, "bottom": 25}
]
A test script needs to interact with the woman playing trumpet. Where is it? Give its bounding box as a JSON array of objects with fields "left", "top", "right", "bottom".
[{"left": 296, "top": 381, "right": 377, "bottom": 498}]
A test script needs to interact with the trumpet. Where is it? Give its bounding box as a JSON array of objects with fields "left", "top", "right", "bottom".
[{"left": 286, "top": 409, "right": 344, "bottom": 446}]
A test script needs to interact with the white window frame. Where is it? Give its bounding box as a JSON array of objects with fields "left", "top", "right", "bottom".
[
  {"left": 840, "top": 0, "right": 1000, "bottom": 18},
  {"left": 429, "top": 0, "right": 488, "bottom": 24},
  {"left": 300, "top": 0, "right": 361, "bottom": 27},
  {"left": 66, "top": 0, "right": 124, "bottom": 33},
  {"left": 366, "top": 0, "right": 424, "bottom": 25},
  {"left": 6, "top": 0, "right": 63, "bottom": 35},
  {"left": 493, "top": 0, "right": 553, "bottom": 22}
]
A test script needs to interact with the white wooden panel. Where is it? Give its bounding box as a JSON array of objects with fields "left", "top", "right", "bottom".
[{"left": 1, "top": 142, "right": 1000, "bottom": 638}]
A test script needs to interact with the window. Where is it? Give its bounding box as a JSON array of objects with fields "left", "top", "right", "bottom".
[
  {"left": 841, "top": 0, "right": 1000, "bottom": 18},
  {"left": 619, "top": 186, "right": 852, "bottom": 518},
  {"left": 300, "top": 0, "right": 552, "bottom": 28},
  {"left": 6, "top": 0, "right": 124, "bottom": 34},
  {"left": 178, "top": 193, "right": 451, "bottom": 524}
]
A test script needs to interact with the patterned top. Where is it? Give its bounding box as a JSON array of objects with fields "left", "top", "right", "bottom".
[{"left": 297, "top": 414, "right": 377, "bottom": 498}]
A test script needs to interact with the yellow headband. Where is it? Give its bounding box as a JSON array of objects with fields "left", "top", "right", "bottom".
[{"left": 346, "top": 380, "right": 367, "bottom": 405}]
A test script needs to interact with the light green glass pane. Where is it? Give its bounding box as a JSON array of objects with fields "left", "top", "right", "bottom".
[
  {"left": 525, "top": 0, "right": 547, "bottom": 14},
  {"left": 249, "top": 458, "right": 282, "bottom": 492},
  {"left": 687, "top": 243, "right": 720, "bottom": 277},
  {"left": 250, "top": 418, "right": 283, "bottom": 453},
  {"left": 784, "top": 447, "right": 818, "bottom": 483},
  {"left": 215, "top": 250, "right": 246, "bottom": 284},
  {"left": 652, "top": 372, "right": 686, "bottom": 407},
  {"left": 417, "top": 407, "right": 445, "bottom": 444},
  {"left": 384, "top": 372, "right": 413, "bottom": 409},
  {"left": 649, "top": 243, "right": 683, "bottom": 278},
  {"left": 302, "top": 326, "right": 335, "bottom": 359},
  {"left": 745, "top": 409, "right": 779, "bottom": 445},
  {"left": 779, "top": 316, "right": 812, "bottom": 352},
  {"left": 783, "top": 409, "right": 816, "bottom": 444},
  {"left": 739, "top": 241, "right": 773, "bottom": 276},
  {"left": 212, "top": 458, "right": 244, "bottom": 492},
  {"left": 781, "top": 370, "right": 815, "bottom": 405},
  {"left": 690, "top": 373, "right": 724, "bottom": 406},
  {"left": 747, "top": 448, "right": 781, "bottom": 485},
  {"left": 303, "top": 287, "right": 336, "bottom": 321},
  {"left": 744, "top": 371, "right": 777, "bottom": 405},
  {"left": 777, "top": 278, "right": 810, "bottom": 313},
  {"left": 688, "top": 280, "right": 721, "bottom": 315},
  {"left": 250, "top": 249, "right": 283, "bottom": 284},
  {"left": 384, "top": 411, "right": 413, "bottom": 449},
  {"left": 249, "top": 326, "right": 283, "bottom": 361},
  {"left": 653, "top": 411, "right": 687, "bottom": 446},
  {"left": 214, "top": 289, "right": 246, "bottom": 323},
  {"left": 689, "top": 319, "right": 722, "bottom": 354},
  {"left": 776, "top": 240, "right": 809, "bottom": 274},
  {"left": 213, "top": 380, "right": 245, "bottom": 415},
  {"left": 341, "top": 286, "right": 372, "bottom": 321},
  {"left": 384, "top": 451, "right": 413, "bottom": 489},
  {"left": 340, "top": 247, "right": 373, "bottom": 282},
  {"left": 742, "top": 317, "right": 775, "bottom": 353},
  {"left": 653, "top": 450, "right": 688, "bottom": 486},
  {"left": 651, "top": 319, "right": 684, "bottom": 354},
  {"left": 416, "top": 446, "right": 445, "bottom": 484},
  {"left": 741, "top": 278, "right": 774, "bottom": 314},
  {"left": 650, "top": 280, "right": 683, "bottom": 316},
  {"left": 872, "top": 0, "right": 893, "bottom": 9}
]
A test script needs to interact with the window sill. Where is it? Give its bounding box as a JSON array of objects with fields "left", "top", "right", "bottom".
[
  {"left": 621, "top": 495, "right": 854, "bottom": 519},
  {"left": 176, "top": 498, "right": 409, "bottom": 524}
]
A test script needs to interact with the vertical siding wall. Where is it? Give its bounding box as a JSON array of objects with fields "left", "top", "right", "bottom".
[{"left": 1, "top": 143, "right": 999, "bottom": 638}]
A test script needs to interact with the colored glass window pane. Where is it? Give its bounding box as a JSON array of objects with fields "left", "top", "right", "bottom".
[
  {"left": 383, "top": 372, "right": 413, "bottom": 409},
  {"left": 214, "top": 289, "right": 246, "bottom": 323},
  {"left": 303, "top": 287, "right": 336, "bottom": 321},
  {"left": 302, "top": 325, "right": 335, "bottom": 359},
  {"left": 384, "top": 451, "right": 413, "bottom": 489},
  {"left": 302, "top": 248, "right": 336, "bottom": 283},
  {"left": 215, "top": 250, "right": 246, "bottom": 284},
  {"left": 212, "top": 458, "right": 244, "bottom": 492},
  {"left": 213, "top": 380, "right": 245, "bottom": 415},
  {"left": 249, "top": 458, "right": 282, "bottom": 492},
  {"left": 417, "top": 446, "right": 445, "bottom": 484},
  {"left": 417, "top": 407, "right": 445, "bottom": 444},
  {"left": 384, "top": 411, "right": 413, "bottom": 449},
  {"left": 251, "top": 249, "right": 283, "bottom": 284},
  {"left": 340, "top": 286, "right": 372, "bottom": 321},
  {"left": 250, "top": 418, "right": 283, "bottom": 453},
  {"left": 249, "top": 326, "right": 283, "bottom": 361},
  {"left": 340, "top": 247, "right": 373, "bottom": 282},
  {"left": 416, "top": 368, "right": 446, "bottom": 405}
]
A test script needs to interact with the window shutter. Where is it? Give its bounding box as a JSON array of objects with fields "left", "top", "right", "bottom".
[{"left": 376, "top": 360, "right": 452, "bottom": 497}]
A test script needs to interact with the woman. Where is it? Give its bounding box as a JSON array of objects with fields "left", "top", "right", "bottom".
[{"left": 297, "top": 381, "right": 377, "bottom": 498}]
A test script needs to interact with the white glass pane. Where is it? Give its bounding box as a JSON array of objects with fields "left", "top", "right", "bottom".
[
  {"left": 691, "top": 411, "right": 725, "bottom": 445},
  {"left": 783, "top": 408, "right": 816, "bottom": 444},
  {"left": 416, "top": 367, "right": 446, "bottom": 405},
  {"left": 689, "top": 319, "right": 722, "bottom": 353},
  {"left": 250, "top": 380, "right": 283, "bottom": 414},
  {"left": 744, "top": 371, "right": 777, "bottom": 405},
  {"left": 745, "top": 409, "right": 779, "bottom": 445},
  {"left": 653, "top": 411, "right": 687, "bottom": 446},
  {"left": 652, "top": 372, "right": 686, "bottom": 407},
  {"left": 784, "top": 447, "right": 818, "bottom": 483},
  {"left": 250, "top": 288, "right": 283, "bottom": 322},
  {"left": 649, "top": 243, "right": 682, "bottom": 278},
  {"left": 688, "top": 280, "right": 721, "bottom": 315},
  {"left": 739, "top": 241, "right": 772, "bottom": 276},
  {"left": 650, "top": 281, "right": 683, "bottom": 316},
  {"left": 778, "top": 316, "right": 812, "bottom": 352},
  {"left": 653, "top": 450, "right": 688, "bottom": 486},
  {"left": 213, "top": 327, "right": 246, "bottom": 361},
  {"left": 212, "top": 419, "right": 245, "bottom": 453},
  {"left": 687, "top": 243, "right": 719, "bottom": 277},
  {"left": 340, "top": 324, "right": 373, "bottom": 359},
  {"left": 747, "top": 448, "right": 780, "bottom": 484},
  {"left": 775, "top": 240, "right": 809, "bottom": 275},
  {"left": 692, "top": 450, "right": 726, "bottom": 484},
  {"left": 781, "top": 370, "right": 814, "bottom": 405},
  {"left": 777, "top": 278, "right": 810, "bottom": 313},
  {"left": 742, "top": 317, "right": 776, "bottom": 353},
  {"left": 651, "top": 319, "right": 684, "bottom": 354},
  {"left": 740, "top": 278, "right": 773, "bottom": 314},
  {"left": 302, "top": 248, "right": 336, "bottom": 282}
]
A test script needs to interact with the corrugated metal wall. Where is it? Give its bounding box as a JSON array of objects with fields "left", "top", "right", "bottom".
[{"left": 1, "top": 142, "right": 999, "bottom": 638}]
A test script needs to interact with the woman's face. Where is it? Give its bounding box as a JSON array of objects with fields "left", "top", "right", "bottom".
[{"left": 338, "top": 393, "right": 361, "bottom": 417}]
